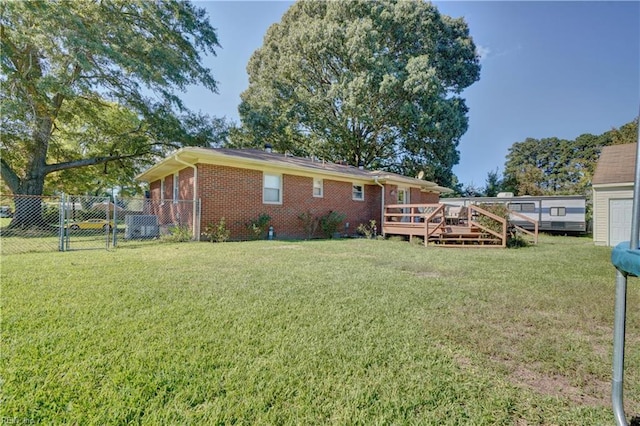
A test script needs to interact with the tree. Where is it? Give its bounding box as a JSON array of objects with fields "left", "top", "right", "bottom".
[
  {"left": 0, "top": 0, "right": 220, "bottom": 226},
  {"left": 238, "top": 0, "right": 480, "bottom": 188},
  {"left": 483, "top": 168, "right": 503, "bottom": 197},
  {"left": 503, "top": 118, "right": 638, "bottom": 196}
]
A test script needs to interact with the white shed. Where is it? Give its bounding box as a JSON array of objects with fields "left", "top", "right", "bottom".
[{"left": 592, "top": 143, "right": 637, "bottom": 246}]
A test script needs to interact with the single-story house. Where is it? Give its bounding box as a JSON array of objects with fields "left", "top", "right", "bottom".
[
  {"left": 592, "top": 143, "right": 637, "bottom": 246},
  {"left": 136, "top": 147, "right": 451, "bottom": 240}
]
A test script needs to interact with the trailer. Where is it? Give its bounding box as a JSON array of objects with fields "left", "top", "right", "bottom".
[{"left": 441, "top": 194, "right": 587, "bottom": 234}]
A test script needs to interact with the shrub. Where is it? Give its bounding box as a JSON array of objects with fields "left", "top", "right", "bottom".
[
  {"left": 161, "top": 224, "right": 192, "bottom": 243},
  {"left": 298, "top": 211, "right": 319, "bottom": 240},
  {"left": 319, "top": 211, "right": 346, "bottom": 239},
  {"left": 477, "top": 203, "right": 530, "bottom": 248},
  {"left": 246, "top": 213, "right": 271, "bottom": 240},
  {"left": 203, "top": 218, "right": 230, "bottom": 243},
  {"left": 357, "top": 219, "right": 377, "bottom": 239}
]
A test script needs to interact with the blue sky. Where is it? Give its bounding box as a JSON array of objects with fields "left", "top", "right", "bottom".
[{"left": 184, "top": 1, "right": 639, "bottom": 188}]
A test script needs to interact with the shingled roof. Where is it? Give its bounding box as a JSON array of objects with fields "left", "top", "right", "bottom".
[
  {"left": 137, "top": 147, "right": 452, "bottom": 193},
  {"left": 592, "top": 143, "right": 637, "bottom": 185}
]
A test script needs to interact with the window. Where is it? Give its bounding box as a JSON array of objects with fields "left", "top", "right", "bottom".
[
  {"left": 160, "top": 178, "right": 165, "bottom": 202},
  {"left": 550, "top": 207, "right": 566, "bottom": 216},
  {"left": 263, "top": 173, "right": 282, "bottom": 204},
  {"left": 172, "top": 173, "right": 179, "bottom": 202},
  {"left": 313, "top": 178, "right": 323, "bottom": 197},
  {"left": 510, "top": 202, "right": 535, "bottom": 212},
  {"left": 352, "top": 184, "right": 364, "bottom": 201}
]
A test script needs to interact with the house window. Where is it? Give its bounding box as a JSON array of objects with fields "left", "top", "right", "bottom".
[
  {"left": 263, "top": 173, "right": 282, "bottom": 204},
  {"left": 172, "top": 172, "right": 179, "bottom": 202},
  {"left": 160, "top": 178, "right": 165, "bottom": 202},
  {"left": 550, "top": 207, "right": 566, "bottom": 216},
  {"left": 313, "top": 178, "right": 323, "bottom": 197},
  {"left": 352, "top": 184, "right": 364, "bottom": 201}
]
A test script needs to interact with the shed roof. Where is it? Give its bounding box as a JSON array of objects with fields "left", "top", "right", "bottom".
[
  {"left": 137, "top": 147, "right": 452, "bottom": 193},
  {"left": 592, "top": 143, "right": 637, "bottom": 186}
]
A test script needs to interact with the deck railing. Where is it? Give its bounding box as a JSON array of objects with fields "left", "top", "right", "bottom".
[
  {"left": 382, "top": 203, "right": 445, "bottom": 245},
  {"left": 383, "top": 203, "right": 538, "bottom": 248},
  {"left": 509, "top": 210, "right": 539, "bottom": 244},
  {"left": 468, "top": 204, "right": 507, "bottom": 248}
]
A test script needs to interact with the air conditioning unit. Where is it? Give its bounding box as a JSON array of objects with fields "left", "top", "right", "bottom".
[{"left": 125, "top": 215, "right": 159, "bottom": 239}]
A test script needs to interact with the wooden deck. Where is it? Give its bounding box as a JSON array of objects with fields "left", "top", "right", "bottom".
[{"left": 382, "top": 203, "right": 538, "bottom": 248}]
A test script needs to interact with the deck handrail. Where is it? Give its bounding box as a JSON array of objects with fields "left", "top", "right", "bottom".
[
  {"left": 468, "top": 204, "right": 507, "bottom": 247},
  {"left": 509, "top": 210, "right": 539, "bottom": 244}
]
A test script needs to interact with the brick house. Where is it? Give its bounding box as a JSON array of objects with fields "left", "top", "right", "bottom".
[{"left": 136, "top": 147, "right": 451, "bottom": 240}]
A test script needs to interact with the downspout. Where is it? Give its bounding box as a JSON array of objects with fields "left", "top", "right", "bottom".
[
  {"left": 375, "top": 177, "right": 384, "bottom": 236},
  {"left": 174, "top": 154, "right": 199, "bottom": 240}
]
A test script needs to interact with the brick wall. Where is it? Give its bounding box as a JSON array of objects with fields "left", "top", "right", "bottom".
[
  {"left": 148, "top": 163, "right": 440, "bottom": 241},
  {"left": 195, "top": 164, "right": 382, "bottom": 240}
]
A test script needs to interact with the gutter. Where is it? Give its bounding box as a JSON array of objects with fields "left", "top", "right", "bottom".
[
  {"left": 173, "top": 154, "right": 199, "bottom": 240},
  {"left": 374, "top": 176, "right": 385, "bottom": 236}
]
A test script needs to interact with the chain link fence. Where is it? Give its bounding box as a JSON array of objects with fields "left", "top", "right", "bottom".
[
  {"left": 0, "top": 194, "right": 200, "bottom": 255},
  {"left": 111, "top": 197, "right": 200, "bottom": 248}
]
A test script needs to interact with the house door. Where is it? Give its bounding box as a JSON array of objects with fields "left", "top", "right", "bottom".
[
  {"left": 398, "top": 188, "right": 410, "bottom": 222},
  {"left": 609, "top": 198, "right": 634, "bottom": 246}
]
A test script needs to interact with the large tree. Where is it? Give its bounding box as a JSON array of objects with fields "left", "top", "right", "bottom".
[
  {"left": 0, "top": 0, "right": 220, "bottom": 226},
  {"left": 238, "top": 0, "right": 480, "bottom": 187}
]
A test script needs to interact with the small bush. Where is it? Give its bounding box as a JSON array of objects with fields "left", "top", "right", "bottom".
[
  {"left": 298, "top": 211, "right": 319, "bottom": 240},
  {"left": 161, "top": 224, "right": 192, "bottom": 243},
  {"left": 357, "top": 219, "right": 377, "bottom": 239},
  {"left": 319, "top": 211, "right": 346, "bottom": 239},
  {"left": 203, "top": 218, "right": 231, "bottom": 243},
  {"left": 246, "top": 213, "right": 271, "bottom": 240}
]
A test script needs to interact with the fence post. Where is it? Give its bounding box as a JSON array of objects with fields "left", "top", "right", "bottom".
[
  {"left": 112, "top": 194, "right": 118, "bottom": 248},
  {"left": 58, "top": 193, "right": 65, "bottom": 251}
]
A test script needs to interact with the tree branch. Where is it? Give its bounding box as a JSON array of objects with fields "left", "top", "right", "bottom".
[
  {"left": 0, "top": 158, "right": 22, "bottom": 193},
  {"left": 43, "top": 153, "right": 142, "bottom": 174}
]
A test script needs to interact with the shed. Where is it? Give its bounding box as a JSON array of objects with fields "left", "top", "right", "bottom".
[{"left": 592, "top": 143, "right": 637, "bottom": 246}]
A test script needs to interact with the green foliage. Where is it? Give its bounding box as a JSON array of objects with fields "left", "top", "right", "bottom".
[
  {"left": 0, "top": 0, "right": 221, "bottom": 203},
  {"left": 319, "top": 211, "right": 346, "bottom": 239},
  {"left": 297, "top": 211, "right": 319, "bottom": 240},
  {"left": 161, "top": 225, "right": 192, "bottom": 243},
  {"left": 356, "top": 219, "right": 377, "bottom": 239},
  {"left": 475, "top": 203, "right": 510, "bottom": 235},
  {"left": 238, "top": 0, "right": 480, "bottom": 187},
  {"left": 476, "top": 203, "right": 531, "bottom": 248},
  {"left": 503, "top": 118, "right": 638, "bottom": 196},
  {"left": 246, "top": 213, "right": 271, "bottom": 240},
  {"left": 203, "top": 218, "right": 231, "bottom": 243}
]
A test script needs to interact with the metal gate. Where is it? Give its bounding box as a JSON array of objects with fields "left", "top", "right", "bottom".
[
  {"left": 0, "top": 194, "right": 200, "bottom": 255},
  {"left": 61, "top": 195, "right": 113, "bottom": 251}
]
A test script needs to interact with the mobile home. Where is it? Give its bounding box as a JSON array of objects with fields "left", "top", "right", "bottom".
[{"left": 442, "top": 194, "right": 587, "bottom": 234}]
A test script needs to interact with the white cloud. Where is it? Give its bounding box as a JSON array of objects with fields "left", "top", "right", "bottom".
[{"left": 476, "top": 44, "right": 491, "bottom": 61}]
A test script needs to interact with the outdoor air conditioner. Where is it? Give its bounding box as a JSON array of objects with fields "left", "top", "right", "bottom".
[{"left": 125, "top": 215, "right": 159, "bottom": 239}]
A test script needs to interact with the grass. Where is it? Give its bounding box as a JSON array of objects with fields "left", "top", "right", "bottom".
[{"left": 1, "top": 235, "right": 638, "bottom": 424}]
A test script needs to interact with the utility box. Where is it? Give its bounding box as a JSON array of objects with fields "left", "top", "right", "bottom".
[{"left": 125, "top": 215, "right": 159, "bottom": 239}]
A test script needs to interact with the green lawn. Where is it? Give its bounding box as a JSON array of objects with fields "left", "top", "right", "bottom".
[{"left": 1, "top": 236, "right": 638, "bottom": 424}]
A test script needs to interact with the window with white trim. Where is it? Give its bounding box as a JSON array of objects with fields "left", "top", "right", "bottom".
[
  {"left": 352, "top": 184, "right": 364, "bottom": 201},
  {"left": 313, "top": 178, "right": 323, "bottom": 197},
  {"left": 172, "top": 172, "right": 179, "bottom": 202},
  {"left": 550, "top": 207, "right": 566, "bottom": 216},
  {"left": 263, "top": 173, "right": 282, "bottom": 204}
]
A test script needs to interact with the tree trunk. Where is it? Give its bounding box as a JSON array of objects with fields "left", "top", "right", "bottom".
[{"left": 8, "top": 114, "right": 51, "bottom": 229}]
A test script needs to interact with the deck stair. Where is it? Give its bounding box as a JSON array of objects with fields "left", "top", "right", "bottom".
[{"left": 382, "top": 203, "right": 538, "bottom": 248}]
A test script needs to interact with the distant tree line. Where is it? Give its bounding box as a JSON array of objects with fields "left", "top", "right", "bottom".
[{"left": 444, "top": 118, "right": 638, "bottom": 198}]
